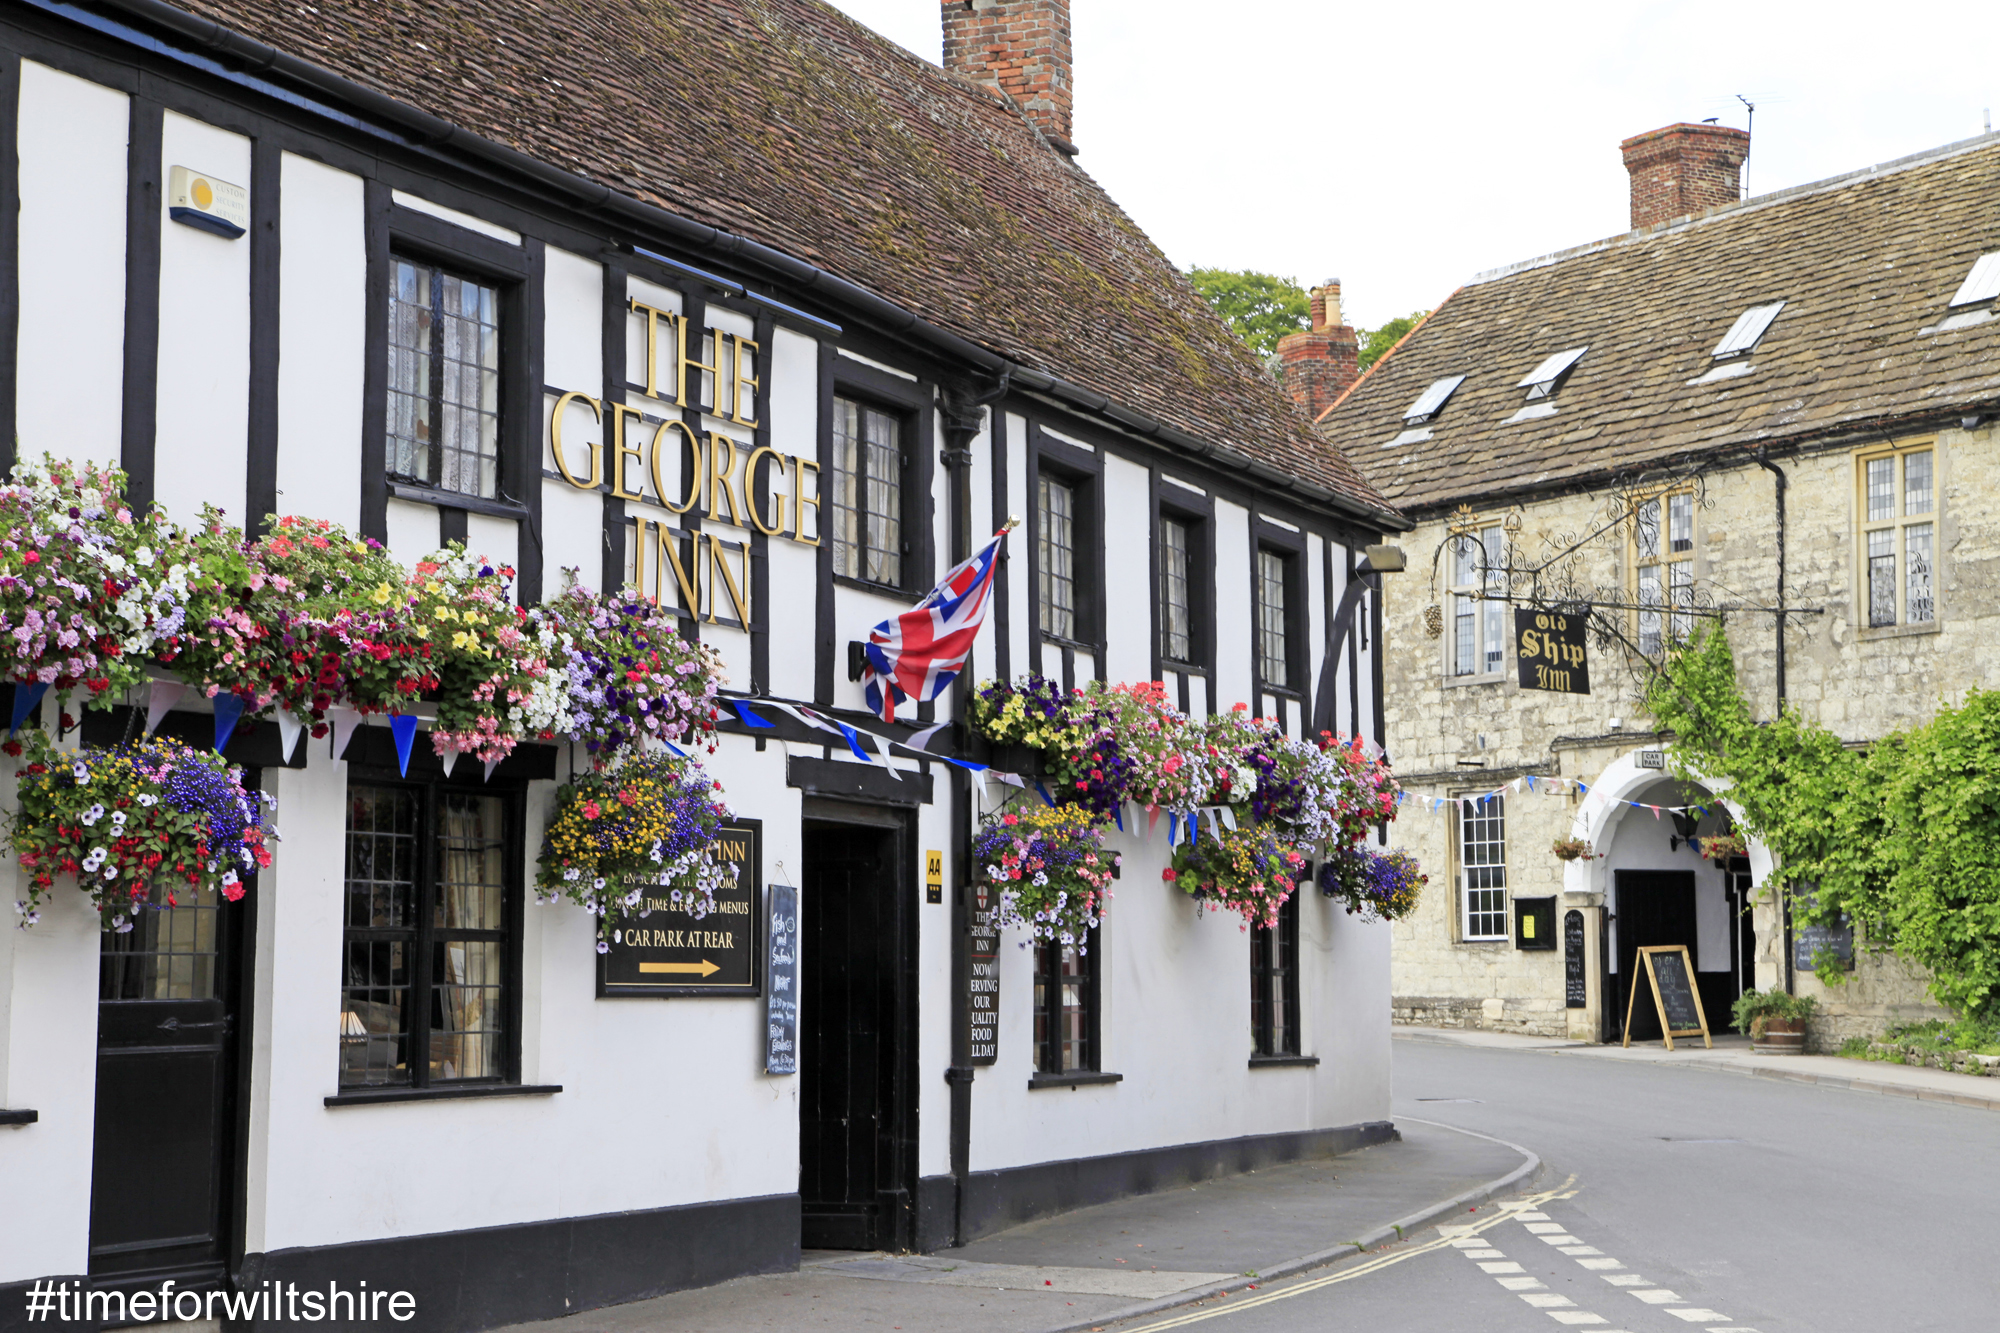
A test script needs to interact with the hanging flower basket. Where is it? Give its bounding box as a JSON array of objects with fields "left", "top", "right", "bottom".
[
  {"left": 536, "top": 751, "right": 736, "bottom": 949},
  {"left": 537, "top": 575, "right": 723, "bottom": 760},
  {"left": 1165, "top": 823, "right": 1305, "bottom": 931},
  {"left": 1696, "top": 832, "right": 1746, "bottom": 861},
  {"left": 972, "top": 804, "right": 1115, "bottom": 949},
  {"left": 1319, "top": 845, "right": 1426, "bottom": 921},
  {"left": 7, "top": 732, "right": 274, "bottom": 930},
  {"left": 1551, "top": 837, "right": 1598, "bottom": 862}
]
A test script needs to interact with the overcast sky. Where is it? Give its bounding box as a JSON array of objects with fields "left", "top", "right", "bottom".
[{"left": 825, "top": 0, "right": 2000, "bottom": 332}]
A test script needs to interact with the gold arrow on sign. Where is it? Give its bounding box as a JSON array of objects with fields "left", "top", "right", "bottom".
[{"left": 639, "top": 960, "right": 721, "bottom": 978}]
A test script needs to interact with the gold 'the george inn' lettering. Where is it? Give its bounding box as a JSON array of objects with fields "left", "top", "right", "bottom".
[{"left": 549, "top": 303, "right": 827, "bottom": 628}]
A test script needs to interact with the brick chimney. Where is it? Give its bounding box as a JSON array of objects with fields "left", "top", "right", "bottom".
[
  {"left": 1276, "top": 280, "right": 1360, "bottom": 422},
  {"left": 942, "top": 0, "right": 1074, "bottom": 147},
  {"left": 1620, "top": 122, "right": 1750, "bottom": 230}
]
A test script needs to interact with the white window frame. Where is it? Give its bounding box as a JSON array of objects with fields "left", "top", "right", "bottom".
[
  {"left": 1459, "top": 794, "right": 1508, "bottom": 942},
  {"left": 1632, "top": 490, "right": 1695, "bottom": 657},
  {"left": 1447, "top": 524, "right": 1507, "bottom": 680},
  {"left": 1856, "top": 440, "right": 1938, "bottom": 632}
]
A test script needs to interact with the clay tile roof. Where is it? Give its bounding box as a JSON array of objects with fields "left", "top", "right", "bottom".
[
  {"left": 1318, "top": 133, "right": 2000, "bottom": 515},
  {"left": 164, "top": 0, "right": 1395, "bottom": 523}
]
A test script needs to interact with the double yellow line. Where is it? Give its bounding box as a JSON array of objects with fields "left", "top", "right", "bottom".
[{"left": 1116, "top": 1179, "right": 1578, "bottom": 1331}]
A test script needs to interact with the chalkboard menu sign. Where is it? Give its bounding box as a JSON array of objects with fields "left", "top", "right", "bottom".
[
  {"left": 1623, "top": 944, "right": 1711, "bottom": 1050},
  {"left": 598, "top": 820, "right": 762, "bottom": 997},
  {"left": 1514, "top": 609, "right": 1591, "bottom": 695},
  {"left": 1793, "top": 920, "right": 1854, "bottom": 972},
  {"left": 964, "top": 878, "right": 1000, "bottom": 1065},
  {"left": 1563, "top": 910, "right": 1587, "bottom": 1009},
  {"left": 765, "top": 883, "right": 798, "bottom": 1074}
]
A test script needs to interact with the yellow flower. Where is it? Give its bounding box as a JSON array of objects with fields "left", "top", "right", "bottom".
[
  {"left": 369, "top": 583, "right": 392, "bottom": 605},
  {"left": 435, "top": 606, "right": 457, "bottom": 623},
  {"left": 426, "top": 580, "right": 443, "bottom": 593}
]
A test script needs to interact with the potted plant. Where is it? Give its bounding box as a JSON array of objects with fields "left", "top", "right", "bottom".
[
  {"left": 1696, "top": 832, "right": 1747, "bottom": 861},
  {"left": 1551, "top": 837, "right": 1596, "bottom": 861},
  {"left": 1731, "top": 989, "right": 1818, "bottom": 1052}
]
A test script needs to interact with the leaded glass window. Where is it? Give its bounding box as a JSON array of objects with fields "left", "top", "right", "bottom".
[
  {"left": 1859, "top": 446, "right": 1936, "bottom": 627},
  {"left": 387, "top": 257, "right": 501, "bottom": 499},
  {"left": 1038, "top": 474, "right": 1077, "bottom": 640},
  {"left": 830, "top": 397, "right": 903, "bottom": 585},
  {"left": 1251, "top": 893, "right": 1301, "bottom": 1057},
  {"left": 1258, "top": 548, "right": 1291, "bottom": 688},
  {"left": 1634, "top": 493, "right": 1694, "bottom": 655},
  {"left": 1035, "top": 937, "right": 1096, "bottom": 1073},
  {"left": 1160, "top": 516, "right": 1193, "bottom": 663},
  {"left": 1449, "top": 525, "right": 1505, "bottom": 677}
]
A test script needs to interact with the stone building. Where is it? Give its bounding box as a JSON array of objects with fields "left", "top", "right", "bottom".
[{"left": 1318, "top": 122, "right": 2000, "bottom": 1049}]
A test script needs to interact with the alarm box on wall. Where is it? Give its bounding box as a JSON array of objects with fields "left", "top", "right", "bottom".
[{"left": 1514, "top": 897, "right": 1557, "bottom": 951}]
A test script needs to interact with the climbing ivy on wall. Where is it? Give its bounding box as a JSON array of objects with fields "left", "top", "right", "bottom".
[{"left": 1646, "top": 624, "right": 2000, "bottom": 1019}]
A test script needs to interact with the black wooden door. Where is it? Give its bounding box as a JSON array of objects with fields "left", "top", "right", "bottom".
[
  {"left": 90, "top": 876, "right": 246, "bottom": 1289},
  {"left": 1613, "top": 870, "right": 1697, "bottom": 1042},
  {"left": 799, "top": 821, "right": 908, "bottom": 1250}
]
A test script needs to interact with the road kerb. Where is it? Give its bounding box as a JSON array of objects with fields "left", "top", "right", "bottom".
[{"left": 1029, "top": 1120, "right": 1543, "bottom": 1333}]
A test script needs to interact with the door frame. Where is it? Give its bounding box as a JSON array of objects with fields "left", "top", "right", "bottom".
[{"left": 798, "top": 796, "right": 921, "bottom": 1252}]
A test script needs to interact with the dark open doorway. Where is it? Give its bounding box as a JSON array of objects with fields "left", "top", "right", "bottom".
[
  {"left": 799, "top": 808, "right": 917, "bottom": 1251},
  {"left": 90, "top": 870, "right": 252, "bottom": 1295},
  {"left": 1612, "top": 870, "right": 1697, "bottom": 1043}
]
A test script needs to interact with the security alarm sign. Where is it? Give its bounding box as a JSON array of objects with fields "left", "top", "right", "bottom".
[{"left": 1515, "top": 609, "right": 1590, "bottom": 695}]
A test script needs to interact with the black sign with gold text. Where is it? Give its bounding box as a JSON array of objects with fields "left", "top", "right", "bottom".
[
  {"left": 1514, "top": 609, "right": 1591, "bottom": 695},
  {"left": 598, "top": 819, "right": 762, "bottom": 997}
]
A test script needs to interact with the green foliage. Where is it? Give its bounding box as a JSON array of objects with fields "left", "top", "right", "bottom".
[
  {"left": 1729, "top": 988, "right": 1816, "bottom": 1034},
  {"left": 1882, "top": 1015, "right": 2000, "bottom": 1057},
  {"left": 1647, "top": 624, "right": 2000, "bottom": 1019},
  {"left": 1356, "top": 311, "right": 1427, "bottom": 370},
  {"left": 1187, "top": 268, "right": 1309, "bottom": 359}
]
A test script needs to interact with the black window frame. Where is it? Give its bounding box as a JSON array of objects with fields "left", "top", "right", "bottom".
[
  {"left": 384, "top": 252, "right": 506, "bottom": 501},
  {"left": 828, "top": 392, "right": 914, "bottom": 590},
  {"left": 1252, "top": 522, "right": 1308, "bottom": 701},
  {"left": 1028, "top": 428, "right": 1104, "bottom": 659},
  {"left": 1032, "top": 931, "right": 1101, "bottom": 1075},
  {"left": 337, "top": 767, "right": 527, "bottom": 1094},
  {"left": 1153, "top": 489, "right": 1213, "bottom": 675},
  {"left": 822, "top": 355, "right": 935, "bottom": 596},
  {"left": 1250, "top": 891, "right": 1302, "bottom": 1058},
  {"left": 363, "top": 194, "right": 537, "bottom": 549}
]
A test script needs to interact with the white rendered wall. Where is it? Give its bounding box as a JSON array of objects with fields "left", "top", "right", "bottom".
[
  {"left": 274, "top": 153, "right": 364, "bottom": 529},
  {"left": 764, "top": 328, "right": 821, "bottom": 702},
  {"left": 1003, "top": 413, "right": 1031, "bottom": 680},
  {"left": 15, "top": 62, "right": 128, "bottom": 466},
  {"left": 1212, "top": 499, "right": 1252, "bottom": 709},
  {"left": 1101, "top": 454, "right": 1151, "bottom": 685},
  {"left": 153, "top": 111, "right": 250, "bottom": 527},
  {"left": 539, "top": 248, "right": 605, "bottom": 585}
]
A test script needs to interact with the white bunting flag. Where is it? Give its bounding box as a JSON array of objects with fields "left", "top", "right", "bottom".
[
  {"left": 274, "top": 708, "right": 304, "bottom": 762},
  {"left": 145, "top": 679, "right": 187, "bottom": 736},
  {"left": 326, "top": 706, "right": 365, "bottom": 760}
]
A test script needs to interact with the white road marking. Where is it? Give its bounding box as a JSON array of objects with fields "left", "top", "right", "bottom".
[
  {"left": 1464, "top": 1248, "right": 1505, "bottom": 1258},
  {"left": 1478, "top": 1261, "right": 1526, "bottom": 1274},
  {"left": 1522, "top": 1293, "right": 1577, "bottom": 1308},
  {"left": 1546, "top": 1314, "right": 1611, "bottom": 1326},
  {"left": 1666, "top": 1310, "right": 1732, "bottom": 1323},
  {"left": 1498, "top": 1277, "right": 1547, "bottom": 1291},
  {"left": 1632, "top": 1289, "right": 1683, "bottom": 1303},
  {"left": 1515, "top": 1212, "right": 1551, "bottom": 1221},
  {"left": 1558, "top": 1246, "right": 1605, "bottom": 1255},
  {"left": 1602, "top": 1274, "right": 1652, "bottom": 1286},
  {"left": 1525, "top": 1222, "right": 1570, "bottom": 1234},
  {"left": 1577, "top": 1258, "right": 1626, "bottom": 1270},
  {"left": 1539, "top": 1234, "right": 1583, "bottom": 1245}
]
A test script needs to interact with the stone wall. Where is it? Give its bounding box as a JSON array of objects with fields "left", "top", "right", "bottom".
[{"left": 1380, "top": 420, "right": 1998, "bottom": 1041}]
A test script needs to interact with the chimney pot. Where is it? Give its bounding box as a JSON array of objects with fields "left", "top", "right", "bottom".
[
  {"left": 1620, "top": 122, "right": 1750, "bottom": 230},
  {"left": 1279, "top": 280, "right": 1358, "bottom": 421},
  {"left": 942, "top": 0, "right": 1074, "bottom": 145}
]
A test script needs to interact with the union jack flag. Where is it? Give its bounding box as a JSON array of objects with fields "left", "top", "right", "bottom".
[{"left": 861, "top": 528, "right": 1010, "bottom": 723}]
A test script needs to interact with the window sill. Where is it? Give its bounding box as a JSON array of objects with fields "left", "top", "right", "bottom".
[
  {"left": 0, "top": 1108, "right": 37, "bottom": 1127},
  {"left": 388, "top": 481, "right": 529, "bottom": 522},
  {"left": 1027, "top": 1071, "right": 1123, "bottom": 1091},
  {"left": 1158, "top": 660, "right": 1210, "bottom": 677},
  {"left": 1459, "top": 937, "right": 1511, "bottom": 947},
  {"left": 1039, "top": 633, "right": 1101, "bottom": 654},
  {"left": 1247, "top": 1055, "right": 1320, "bottom": 1069},
  {"left": 1855, "top": 620, "right": 1940, "bottom": 641},
  {"left": 1443, "top": 672, "right": 1509, "bottom": 689},
  {"left": 833, "top": 572, "right": 915, "bottom": 599},
  {"left": 325, "top": 1083, "right": 561, "bottom": 1108}
]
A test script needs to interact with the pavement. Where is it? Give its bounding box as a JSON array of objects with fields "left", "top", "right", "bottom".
[
  {"left": 1396, "top": 1022, "right": 2000, "bottom": 1111},
  {"left": 491, "top": 1118, "right": 1539, "bottom": 1333}
]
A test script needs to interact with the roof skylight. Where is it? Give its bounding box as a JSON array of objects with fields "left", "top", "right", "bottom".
[
  {"left": 1712, "top": 301, "right": 1786, "bottom": 359},
  {"left": 1403, "top": 375, "right": 1467, "bottom": 425},
  {"left": 1501, "top": 348, "right": 1586, "bottom": 424},
  {"left": 1947, "top": 253, "right": 2000, "bottom": 307}
]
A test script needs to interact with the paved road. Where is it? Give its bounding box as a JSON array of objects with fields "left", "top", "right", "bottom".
[{"left": 1105, "top": 1037, "right": 2000, "bottom": 1333}]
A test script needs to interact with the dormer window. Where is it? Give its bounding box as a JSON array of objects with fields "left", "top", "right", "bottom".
[
  {"left": 1935, "top": 252, "right": 2000, "bottom": 332},
  {"left": 1689, "top": 301, "right": 1784, "bottom": 385},
  {"left": 1385, "top": 375, "right": 1466, "bottom": 446},
  {"left": 1502, "top": 348, "right": 1586, "bottom": 425}
]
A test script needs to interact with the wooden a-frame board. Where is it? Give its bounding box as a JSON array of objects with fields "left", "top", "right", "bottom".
[{"left": 1622, "top": 943, "right": 1712, "bottom": 1050}]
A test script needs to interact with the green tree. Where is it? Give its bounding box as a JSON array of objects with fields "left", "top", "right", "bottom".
[
  {"left": 1356, "top": 311, "right": 1428, "bottom": 371},
  {"left": 1188, "top": 268, "right": 1309, "bottom": 360}
]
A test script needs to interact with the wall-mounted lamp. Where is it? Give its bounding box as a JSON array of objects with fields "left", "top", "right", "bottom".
[
  {"left": 1358, "top": 544, "right": 1407, "bottom": 575},
  {"left": 1667, "top": 809, "right": 1700, "bottom": 852}
]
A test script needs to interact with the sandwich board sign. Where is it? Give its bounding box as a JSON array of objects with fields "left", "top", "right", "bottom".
[{"left": 1622, "top": 944, "right": 1711, "bottom": 1050}]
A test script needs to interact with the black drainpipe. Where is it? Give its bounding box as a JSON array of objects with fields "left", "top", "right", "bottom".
[
  {"left": 1755, "top": 450, "right": 1794, "bottom": 996},
  {"left": 1753, "top": 451, "right": 1788, "bottom": 713},
  {"left": 939, "top": 373, "right": 1010, "bottom": 1247}
]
